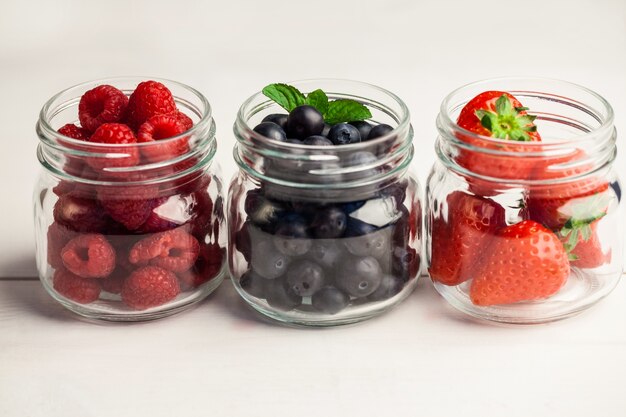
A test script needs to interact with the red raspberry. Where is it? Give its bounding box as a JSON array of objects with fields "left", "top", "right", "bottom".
[
  {"left": 173, "top": 111, "right": 193, "bottom": 131},
  {"left": 87, "top": 123, "right": 139, "bottom": 170},
  {"left": 178, "top": 243, "right": 224, "bottom": 290},
  {"left": 97, "top": 185, "right": 161, "bottom": 230},
  {"left": 58, "top": 123, "right": 90, "bottom": 140},
  {"left": 138, "top": 197, "right": 181, "bottom": 233},
  {"left": 53, "top": 193, "right": 108, "bottom": 233},
  {"left": 129, "top": 228, "right": 200, "bottom": 273},
  {"left": 127, "top": 81, "right": 177, "bottom": 128},
  {"left": 53, "top": 269, "right": 101, "bottom": 304},
  {"left": 47, "top": 222, "right": 77, "bottom": 269},
  {"left": 137, "top": 114, "right": 190, "bottom": 163},
  {"left": 61, "top": 233, "right": 116, "bottom": 278},
  {"left": 79, "top": 85, "right": 129, "bottom": 132},
  {"left": 99, "top": 267, "right": 128, "bottom": 294},
  {"left": 121, "top": 266, "right": 180, "bottom": 310}
]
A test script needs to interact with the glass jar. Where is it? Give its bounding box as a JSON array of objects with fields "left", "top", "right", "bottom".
[
  {"left": 34, "top": 77, "right": 226, "bottom": 321},
  {"left": 427, "top": 77, "right": 621, "bottom": 324},
  {"left": 228, "top": 79, "right": 422, "bottom": 327}
]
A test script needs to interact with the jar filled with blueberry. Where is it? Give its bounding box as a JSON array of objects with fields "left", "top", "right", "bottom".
[
  {"left": 229, "top": 80, "right": 422, "bottom": 326},
  {"left": 34, "top": 77, "right": 226, "bottom": 321}
]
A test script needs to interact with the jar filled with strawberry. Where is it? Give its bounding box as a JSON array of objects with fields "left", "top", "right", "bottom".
[
  {"left": 34, "top": 77, "right": 226, "bottom": 321},
  {"left": 427, "top": 77, "right": 621, "bottom": 324},
  {"left": 229, "top": 80, "right": 422, "bottom": 326}
]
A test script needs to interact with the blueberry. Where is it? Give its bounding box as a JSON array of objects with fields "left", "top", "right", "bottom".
[
  {"left": 379, "top": 181, "right": 407, "bottom": 208},
  {"left": 367, "top": 123, "right": 393, "bottom": 140},
  {"left": 336, "top": 256, "right": 382, "bottom": 298},
  {"left": 347, "top": 151, "right": 378, "bottom": 166},
  {"left": 244, "top": 189, "right": 284, "bottom": 228},
  {"left": 311, "top": 206, "right": 347, "bottom": 238},
  {"left": 273, "top": 214, "right": 312, "bottom": 256},
  {"left": 240, "top": 269, "right": 266, "bottom": 298},
  {"left": 262, "top": 113, "right": 288, "bottom": 131},
  {"left": 339, "top": 200, "right": 366, "bottom": 214},
  {"left": 287, "top": 105, "right": 324, "bottom": 139},
  {"left": 303, "top": 135, "right": 333, "bottom": 146},
  {"left": 285, "top": 260, "right": 325, "bottom": 297},
  {"left": 392, "top": 246, "right": 420, "bottom": 281},
  {"left": 349, "top": 121, "right": 372, "bottom": 140},
  {"left": 312, "top": 286, "right": 350, "bottom": 314},
  {"left": 321, "top": 123, "right": 331, "bottom": 137},
  {"left": 328, "top": 123, "right": 361, "bottom": 145},
  {"left": 253, "top": 122, "right": 287, "bottom": 141},
  {"left": 307, "top": 240, "right": 344, "bottom": 270},
  {"left": 366, "top": 274, "right": 403, "bottom": 302},
  {"left": 250, "top": 239, "right": 290, "bottom": 279},
  {"left": 343, "top": 220, "right": 391, "bottom": 258},
  {"left": 265, "top": 278, "right": 302, "bottom": 311},
  {"left": 234, "top": 222, "right": 252, "bottom": 262}
]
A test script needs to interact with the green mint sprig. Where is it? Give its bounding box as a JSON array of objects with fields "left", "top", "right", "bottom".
[{"left": 261, "top": 83, "right": 372, "bottom": 124}]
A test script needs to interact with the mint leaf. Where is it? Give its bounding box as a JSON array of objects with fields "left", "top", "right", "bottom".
[
  {"left": 262, "top": 84, "right": 306, "bottom": 112},
  {"left": 324, "top": 99, "right": 372, "bottom": 124},
  {"left": 305, "top": 89, "right": 329, "bottom": 115}
]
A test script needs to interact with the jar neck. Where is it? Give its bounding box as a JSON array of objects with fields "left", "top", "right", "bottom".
[
  {"left": 233, "top": 79, "right": 413, "bottom": 201},
  {"left": 435, "top": 78, "right": 616, "bottom": 184},
  {"left": 36, "top": 77, "right": 216, "bottom": 187}
]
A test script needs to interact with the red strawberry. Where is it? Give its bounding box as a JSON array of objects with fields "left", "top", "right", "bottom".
[
  {"left": 429, "top": 191, "right": 506, "bottom": 286},
  {"left": 470, "top": 220, "right": 570, "bottom": 306},
  {"left": 562, "top": 219, "right": 611, "bottom": 269}
]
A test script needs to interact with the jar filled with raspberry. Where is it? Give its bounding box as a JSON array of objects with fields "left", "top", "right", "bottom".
[
  {"left": 427, "top": 77, "right": 621, "bottom": 324},
  {"left": 229, "top": 80, "right": 422, "bottom": 326},
  {"left": 34, "top": 77, "right": 226, "bottom": 321}
]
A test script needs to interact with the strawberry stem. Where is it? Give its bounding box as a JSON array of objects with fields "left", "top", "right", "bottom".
[{"left": 474, "top": 95, "right": 538, "bottom": 141}]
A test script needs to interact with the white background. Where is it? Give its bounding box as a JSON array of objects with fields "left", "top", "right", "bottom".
[{"left": 0, "top": 0, "right": 625, "bottom": 416}]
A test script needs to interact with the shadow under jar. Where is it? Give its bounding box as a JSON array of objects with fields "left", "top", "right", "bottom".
[
  {"left": 229, "top": 79, "right": 422, "bottom": 327},
  {"left": 34, "top": 77, "right": 226, "bottom": 321},
  {"left": 427, "top": 77, "right": 622, "bottom": 324}
]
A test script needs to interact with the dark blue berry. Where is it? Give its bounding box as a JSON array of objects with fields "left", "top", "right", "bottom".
[
  {"left": 366, "top": 274, "right": 403, "bottom": 301},
  {"left": 253, "top": 122, "right": 287, "bottom": 141},
  {"left": 303, "top": 135, "right": 333, "bottom": 146},
  {"left": 265, "top": 279, "right": 302, "bottom": 311},
  {"left": 262, "top": 114, "right": 288, "bottom": 131},
  {"left": 312, "top": 286, "right": 350, "bottom": 314},
  {"left": 250, "top": 239, "right": 290, "bottom": 279},
  {"left": 339, "top": 200, "right": 366, "bottom": 214},
  {"left": 367, "top": 123, "right": 393, "bottom": 140},
  {"left": 240, "top": 269, "right": 266, "bottom": 298},
  {"left": 392, "top": 246, "right": 420, "bottom": 281},
  {"left": 349, "top": 121, "right": 372, "bottom": 140},
  {"left": 336, "top": 256, "right": 382, "bottom": 298},
  {"left": 379, "top": 181, "right": 407, "bottom": 208},
  {"left": 307, "top": 240, "right": 344, "bottom": 270},
  {"left": 285, "top": 260, "right": 325, "bottom": 297},
  {"left": 273, "top": 214, "right": 312, "bottom": 256},
  {"left": 244, "top": 189, "right": 284, "bottom": 228},
  {"left": 343, "top": 220, "right": 390, "bottom": 258},
  {"left": 328, "top": 123, "right": 361, "bottom": 145},
  {"left": 343, "top": 218, "right": 377, "bottom": 237},
  {"left": 235, "top": 222, "right": 252, "bottom": 262},
  {"left": 311, "top": 206, "right": 347, "bottom": 238},
  {"left": 287, "top": 105, "right": 324, "bottom": 139},
  {"left": 347, "top": 151, "right": 377, "bottom": 166}
]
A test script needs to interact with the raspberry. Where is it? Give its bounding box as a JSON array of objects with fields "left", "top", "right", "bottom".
[
  {"left": 178, "top": 243, "right": 224, "bottom": 290},
  {"left": 87, "top": 123, "right": 139, "bottom": 170},
  {"left": 58, "top": 123, "right": 90, "bottom": 140},
  {"left": 99, "top": 267, "right": 128, "bottom": 294},
  {"left": 53, "top": 269, "right": 101, "bottom": 304},
  {"left": 47, "top": 222, "right": 77, "bottom": 269},
  {"left": 127, "top": 81, "right": 177, "bottom": 128},
  {"left": 138, "top": 197, "right": 181, "bottom": 233},
  {"left": 173, "top": 111, "right": 193, "bottom": 131},
  {"left": 53, "top": 193, "right": 108, "bottom": 233},
  {"left": 98, "top": 185, "right": 161, "bottom": 230},
  {"left": 189, "top": 188, "right": 215, "bottom": 239},
  {"left": 137, "top": 113, "right": 190, "bottom": 162},
  {"left": 129, "top": 228, "right": 200, "bottom": 273},
  {"left": 121, "top": 266, "right": 180, "bottom": 310},
  {"left": 79, "top": 85, "right": 129, "bottom": 132},
  {"left": 61, "top": 233, "right": 116, "bottom": 278}
]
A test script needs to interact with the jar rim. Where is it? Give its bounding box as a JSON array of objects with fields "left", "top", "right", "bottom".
[
  {"left": 37, "top": 76, "right": 213, "bottom": 149},
  {"left": 438, "top": 76, "right": 615, "bottom": 150},
  {"left": 235, "top": 78, "right": 411, "bottom": 151}
]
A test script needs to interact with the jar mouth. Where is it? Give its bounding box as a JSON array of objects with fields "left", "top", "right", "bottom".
[
  {"left": 438, "top": 76, "right": 615, "bottom": 151},
  {"left": 235, "top": 78, "right": 411, "bottom": 151},
  {"left": 36, "top": 76, "right": 216, "bottom": 185}
]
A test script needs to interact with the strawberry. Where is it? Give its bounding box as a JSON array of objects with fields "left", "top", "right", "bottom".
[
  {"left": 562, "top": 219, "right": 611, "bottom": 269},
  {"left": 429, "top": 191, "right": 506, "bottom": 286},
  {"left": 455, "top": 91, "right": 541, "bottom": 195},
  {"left": 470, "top": 220, "right": 570, "bottom": 306}
]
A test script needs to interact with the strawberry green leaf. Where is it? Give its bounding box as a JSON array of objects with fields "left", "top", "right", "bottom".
[
  {"left": 305, "top": 89, "right": 329, "bottom": 115},
  {"left": 262, "top": 84, "right": 306, "bottom": 112},
  {"left": 324, "top": 99, "right": 372, "bottom": 125}
]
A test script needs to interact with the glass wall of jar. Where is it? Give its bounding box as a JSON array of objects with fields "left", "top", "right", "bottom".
[
  {"left": 229, "top": 79, "right": 422, "bottom": 326},
  {"left": 427, "top": 77, "right": 621, "bottom": 324},
  {"left": 34, "top": 77, "right": 226, "bottom": 321}
]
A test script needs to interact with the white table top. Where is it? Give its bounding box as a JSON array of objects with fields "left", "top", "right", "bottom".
[{"left": 1, "top": 0, "right": 626, "bottom": 415}]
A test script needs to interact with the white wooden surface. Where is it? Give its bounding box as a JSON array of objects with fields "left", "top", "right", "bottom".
[{"left": 1, "top": 1, "right": 625, "bottom": 416}]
